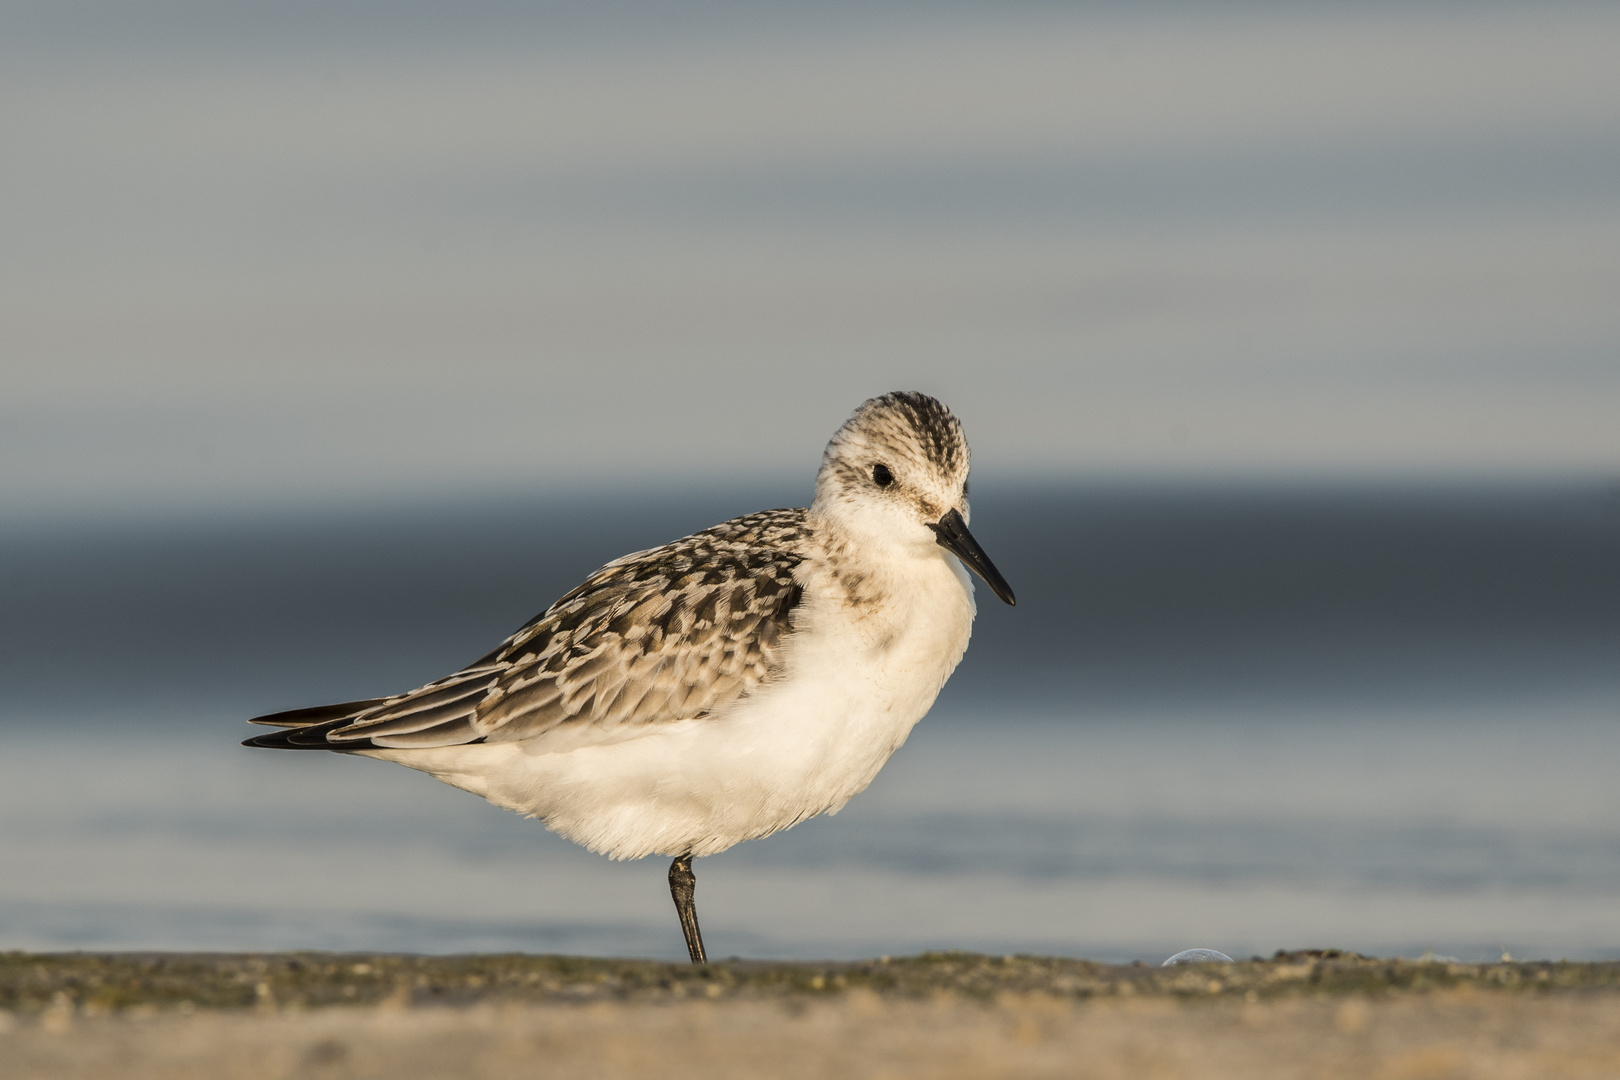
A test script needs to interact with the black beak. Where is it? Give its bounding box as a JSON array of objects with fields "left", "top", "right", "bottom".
[{"left": 929, "top": 508, "right": 1016, "bottom": 606}]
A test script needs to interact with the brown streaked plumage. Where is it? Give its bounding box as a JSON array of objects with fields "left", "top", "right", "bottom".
[{"left": 246, "top": 509, "right": 809, "bottom": 750}]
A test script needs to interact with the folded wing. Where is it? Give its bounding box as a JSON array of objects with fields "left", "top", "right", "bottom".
[{"left": 244, "top": 509, "right": 808, "bottom": 751}]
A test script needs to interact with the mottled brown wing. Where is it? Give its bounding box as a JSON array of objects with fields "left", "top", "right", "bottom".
[{"left": 274, "top": 509, "right": 808, "bottom": 750}]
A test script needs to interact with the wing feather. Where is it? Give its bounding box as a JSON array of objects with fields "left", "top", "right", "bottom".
[
  {"left": 246, "top": 508, "right": 810, "bottom": 752},
  {"left": 364, "top": 715, "right": 482, "bottom": 749},
  {"left": 333, "top": 691, "right": 491, "bottom": 740},
  {"left": 247, "top": 697, "right": 389, "bottom": 728}
]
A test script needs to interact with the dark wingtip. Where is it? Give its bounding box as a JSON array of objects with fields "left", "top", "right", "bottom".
[
  {"left": 242, "top": 729, "right": 300, "bottom": 749},
  {"left": 248, "top": 697, "right": 389, "bottom": 728},
  {"left": 243, "top": 719, "right": 375, "bottom": 751}
]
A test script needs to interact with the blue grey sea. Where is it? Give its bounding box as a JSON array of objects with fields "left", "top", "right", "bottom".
[{"left": 3, "top": 481, "right": 1618, "bottom": 962}]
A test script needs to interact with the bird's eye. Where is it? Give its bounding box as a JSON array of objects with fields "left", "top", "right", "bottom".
[{"left": 871, "top": 463, "right": 894, "bottom": 487}]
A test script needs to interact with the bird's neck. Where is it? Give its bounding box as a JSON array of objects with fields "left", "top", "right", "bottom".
[{"left": 806, "top": 506, "right": 957, "bottom": 618}]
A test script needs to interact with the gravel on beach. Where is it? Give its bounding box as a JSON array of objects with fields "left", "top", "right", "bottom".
[{"left": 4, "top": 951, "right": 1620, "bottom": 1079}]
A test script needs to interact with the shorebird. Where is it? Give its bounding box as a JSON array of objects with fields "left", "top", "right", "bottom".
[{"left": 245, "top": 391, "right": 1015, "bottom": 963}]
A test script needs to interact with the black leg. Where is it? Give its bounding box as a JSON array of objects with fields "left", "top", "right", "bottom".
[{"left": 668, "top": 854, "right": 708, "bottom": 964}]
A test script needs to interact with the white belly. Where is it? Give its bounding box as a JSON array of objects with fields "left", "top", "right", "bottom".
[{"left": 362, "top": 551, "right": 977, "bottom": 860}]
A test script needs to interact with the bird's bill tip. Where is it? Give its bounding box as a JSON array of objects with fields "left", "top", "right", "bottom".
[{"left": 929, "top": 509, "right": 1016, "bottom": 606}]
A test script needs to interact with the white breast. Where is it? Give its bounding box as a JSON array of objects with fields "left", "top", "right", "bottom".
[{"left": 363, "top": 546, "right": 977, "bottom": 860}]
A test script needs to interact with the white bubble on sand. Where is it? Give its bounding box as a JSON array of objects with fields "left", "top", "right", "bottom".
[{"left": 1163, "top": 949, "right": 1235, "bottom": 966}]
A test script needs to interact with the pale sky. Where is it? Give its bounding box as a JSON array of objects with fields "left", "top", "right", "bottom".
[{"left": 3, "top": 1, "right": 1618, "bottom": 518}]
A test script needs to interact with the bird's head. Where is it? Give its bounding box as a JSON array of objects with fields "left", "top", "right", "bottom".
[{"left": 814, "top": 391, "right": 1015, "bottom": 606}]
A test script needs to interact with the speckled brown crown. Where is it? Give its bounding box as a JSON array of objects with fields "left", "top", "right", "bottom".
[{"left": 823, "top": 391, "right": 968, "bottom": 480}]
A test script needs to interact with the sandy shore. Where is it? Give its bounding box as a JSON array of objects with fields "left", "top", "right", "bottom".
[{"left": 5, "top": 951, "right": 1620, "bottom": 1079}]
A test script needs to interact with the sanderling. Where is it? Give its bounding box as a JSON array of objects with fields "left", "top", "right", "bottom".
[{"left": 245, "top": 391, "right": 1015, "bottom": 963}]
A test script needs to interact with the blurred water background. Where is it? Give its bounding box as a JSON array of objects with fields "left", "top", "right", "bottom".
[
  {"left": 2, "top": 0, "right": 1618, "bottom": 961},
  {"left": 5, "top": 481, "right": 1618, "bottom": 962}
]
